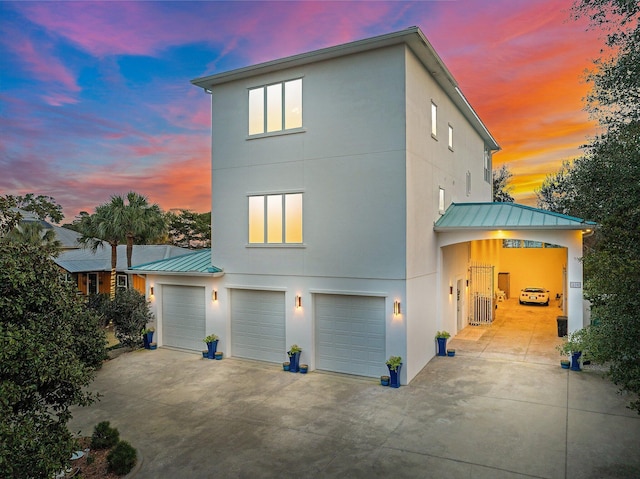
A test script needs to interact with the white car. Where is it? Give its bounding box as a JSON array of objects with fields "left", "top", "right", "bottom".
[{"left": 519, "top": 287, "right": 550, "bottom": 306}]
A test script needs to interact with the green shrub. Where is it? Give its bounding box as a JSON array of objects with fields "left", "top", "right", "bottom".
[
  {"left": 110, "top": 289, "right": 155, "bottom": 348},
  {"left": 107, "top": 440, "right": 137, "bottom": 475},
  {"left": 90, "top": 421, "right": 120, "bottom": 450}
]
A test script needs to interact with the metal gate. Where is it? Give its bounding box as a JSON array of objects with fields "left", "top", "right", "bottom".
[{"left": 469, "top": 262, "right": 494, "bottom": 325}]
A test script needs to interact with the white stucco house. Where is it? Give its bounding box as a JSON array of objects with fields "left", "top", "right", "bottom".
[{"left": 131, "top": 27, "right": 595, "bottom": 384}]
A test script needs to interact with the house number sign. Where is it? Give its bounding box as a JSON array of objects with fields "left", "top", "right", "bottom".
[{"left": 570, "top": 282, "right": 581, "bottom": 288}]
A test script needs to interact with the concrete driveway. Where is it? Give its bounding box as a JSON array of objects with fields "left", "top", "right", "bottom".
[{"left": 70, "top": 348, "right": 640, "bottom": 478}]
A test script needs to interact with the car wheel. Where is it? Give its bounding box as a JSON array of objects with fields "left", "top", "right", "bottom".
[{"left": 519, "top": 300, "right": 524, "bottom": 305}]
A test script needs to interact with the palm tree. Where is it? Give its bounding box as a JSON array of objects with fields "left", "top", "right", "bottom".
[
  {"left": 119, "top": 192, "right": 166, "bottom": 269},
  {"left": 77, "top": 192, "right": 166, "bottom": 300},
  {"left": 77, "top": 203, "right": 124, "bottom": 300}
]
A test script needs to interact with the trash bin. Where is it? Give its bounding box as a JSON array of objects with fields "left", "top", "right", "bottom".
[{"left": 557, "top": 316, "right": 568, "bottom": 337}]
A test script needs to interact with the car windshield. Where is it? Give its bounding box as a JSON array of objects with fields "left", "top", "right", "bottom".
[{"left": 523, "top": 288, "right": 545, "bottom": 293}]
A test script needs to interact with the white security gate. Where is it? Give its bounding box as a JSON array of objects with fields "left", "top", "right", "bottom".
[
  {"left": 469, "top": 262, "right": 494, "bottom": 325},
  {"left": 162, "top": 285, "right": 206, "bottom": 351},
  {"left": 230, "top": 289, "right": 285, "bottom": 363},
  {"left": 315, "top": 294, "right": 386, "bottom": 377}
]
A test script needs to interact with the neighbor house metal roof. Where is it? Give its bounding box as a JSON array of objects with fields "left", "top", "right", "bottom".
[
  {"left": 434, "top": 203, "right": 597, "bottom": 231},
  {"left": 129, "top": 249, "right": 223, "bottom": 276},
  {"left": 55, "top": 245, "right": 192, "bottom": 273}
]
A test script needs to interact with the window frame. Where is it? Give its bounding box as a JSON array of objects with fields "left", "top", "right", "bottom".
[
  {"left": 431, "top": 101, "right": 438, "bottom": 139},
  {"left": 448, "top": 123, "right": 454, "bottom": 151},
  {"left": 247, "top": 192, "right": 304, "bottom": 246},
  {"left": 248, "top": 78, "right": 303, "bottom": 137},
  {"left": 438, "top": 187, "right": 446, "bottom": 214}
]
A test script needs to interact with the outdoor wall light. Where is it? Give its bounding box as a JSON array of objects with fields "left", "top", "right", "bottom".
[
  {"left": 449, "top": 285, "right": 453, "bottom": 295},
  {"left": 295, "top": 295, "right": 302, "bottom": 308},
  {"left": 212, "top": 290, "right": 218, "bottom": 302},
  {"left": 150, "top": 286, "right": 154, "bottom": 296},
  {"left": 393, "top": 300, "right": 401, "bottom": 316},
  {"left": 466, "top": 279, "right": 469, "bottom": 287}
]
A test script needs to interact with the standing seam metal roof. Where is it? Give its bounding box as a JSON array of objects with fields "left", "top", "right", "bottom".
[
  {"left": 434, "top": 203, "right": 596, "bottom": 230},
  {"left": 129, "top": 249, "right": 223, "bottom": 275}
]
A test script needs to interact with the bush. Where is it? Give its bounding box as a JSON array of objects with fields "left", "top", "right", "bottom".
[
  {"left": 107, "top": 440, "right": 137, "bottom": 475},
  {"left": 109, "top": 289, "right": 154, "bottom": 348},
  {"left": 86, "top": 293, "right": 111, "bottom": 327},
  {"left": 91, "top": 421, "right": 120, "bottom": 450}
]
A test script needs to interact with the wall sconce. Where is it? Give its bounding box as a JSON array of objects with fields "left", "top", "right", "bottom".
[
  {"left": 295, "top": 295, "right": 302, "bottom": 308},
  {"left": 466, "top": 279, "right": 469, "bottom": 287},
  {"left": 212, "top": 290, "right": 218, "bottom": 302},
  {"left": 393, "top": 300, "right": 401, "bottom": 316},
  {"left": 449, "top": 285, "right": 453, "bottom": 295},
  {"left": 150, "top": 286, "right": 154, "bottom": 296}
]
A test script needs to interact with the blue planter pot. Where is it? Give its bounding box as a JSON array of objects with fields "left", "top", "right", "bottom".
[
  {"left": 288, "top": 351, "right": 300, "bottom": 372},
  {"left": 437, "top": 337, "right": 447, "bottom": 356},
  {"left": 206, "top": 340, "right": 218, "bottom": 359},
  {"left": 570, "top": 351, "right": 582, "bottom": 371},
  {"left": 388, "top": 364, "right": 402, "bottom": 388}
]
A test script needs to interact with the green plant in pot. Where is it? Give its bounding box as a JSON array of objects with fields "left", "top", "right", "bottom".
[
  {"left": 288, "top": 344, "right": 302, "bottom": 372},
  {"left": 386, "top": 355, "right": 403, "bottom": 388},
  {"left": 203, "top": 333, "right": 219, "bottom": 359},
  {"left": 435, "top": 330, "right": 450, "bottom": 356},
  {"left": 556, "top": 329, "right": 587, "bottom": 371},
  {"left": 141, "top": 327, "right": 155, "bottom": 349}
]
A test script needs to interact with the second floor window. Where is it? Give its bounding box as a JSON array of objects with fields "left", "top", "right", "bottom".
[
  {"left": 248, "top": 79, "right": 302, "bottom": 135},
  {"left": 249, "top": 193, "right": 303, "bottom": 244}
]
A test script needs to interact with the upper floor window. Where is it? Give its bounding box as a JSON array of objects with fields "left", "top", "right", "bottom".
[
  {"left": 484, "top": 147, "right": 491, "bottom": 183},
  {"left": 438, "top": 187, "right": 445, "bottom": 214},
  {"left": 431, "top": 102, "right": 438, "bottom": 138},
  {"left": 448, "top": 124, "right": 454, "bottom": 150},
  {"left": 248, "top": 79, "right": 302, "bottom": 135},
  {"left": 248, "top": 193, "right": 303, "bottom": 244},
  {"left": 466, "top": 171, "right": 471, "bottom": 196}
]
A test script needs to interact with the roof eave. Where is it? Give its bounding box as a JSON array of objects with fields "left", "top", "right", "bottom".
[
  {"left": 191, "top": 27, "right": 500, "bottom": 151},
  {"left": 126, "top": 269, "right": 225, "bottom": 277}
]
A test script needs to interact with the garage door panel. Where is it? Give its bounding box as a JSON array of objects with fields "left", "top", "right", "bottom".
[
  {"left": 162, "top": 285, "right": 206, "bottom": 351},
  {"left": 231, "top": 290, "right": 285, "bottom": 363},
  {"left": 315, "top": 294, "right": 386, "bottom": 377}
]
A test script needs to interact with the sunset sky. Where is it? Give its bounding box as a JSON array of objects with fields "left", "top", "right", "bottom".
[{"left": 0, "top": 0, "right": 603, "bottom": 221}]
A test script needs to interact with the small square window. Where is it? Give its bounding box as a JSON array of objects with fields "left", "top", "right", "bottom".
[{"left": 438, "top": 187, "right": 445, "bottom": 213}]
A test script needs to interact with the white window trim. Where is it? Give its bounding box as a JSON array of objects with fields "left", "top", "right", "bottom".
[
  {"left": 438, "top": 187, "right": 446, "bottom": 214},
  {"left": 431, "top": 101, "right": 438, "bottom": 139},
  {"left": 248, "top": 78, "right": 303, "bottom": 137},
  {"left": 247, "top": 191, "right": 304, "bottom": 246}
]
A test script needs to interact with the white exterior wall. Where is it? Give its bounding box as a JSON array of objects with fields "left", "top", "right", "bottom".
[
  {"left": 209, "top": 45, "right": 409, "bottom": 381},
  {"left": 404, "top": 49, "right": 492, "bottom": 381}
]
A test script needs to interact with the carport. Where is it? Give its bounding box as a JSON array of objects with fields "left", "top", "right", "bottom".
[{"left": 435, "top": 203, "right": 596, "bottom": 338}]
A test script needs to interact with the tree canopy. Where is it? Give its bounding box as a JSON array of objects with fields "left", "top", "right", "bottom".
[
  {"left": 492, "top": 164, "right": 515, "bottom": 203},
  {"left": 166, "top": 209, "right": 211, "bottom": 249},
  {"left": 536, "top": 0, "right": 640, "bottom": 412},
  {"left": 0, "top": 242, "right": 106, "bottom": 477}
]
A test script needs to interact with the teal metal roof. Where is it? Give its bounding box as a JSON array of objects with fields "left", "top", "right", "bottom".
[
  {"left": 434, "top": 203, "right": 596, "bottom": 231},
  {"left": 129, "top": 249, "right": 223, "bottom": 276}
]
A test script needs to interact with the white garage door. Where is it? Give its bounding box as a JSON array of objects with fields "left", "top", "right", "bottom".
[
  {"left": 162, "top": 285, "right": 206, "bottom": 351},
  {"left": 231, "top": 289, "right": 285, "bottom": 363},
  {"left": 315, "top": 294, "right": 386, "bottom": 377}
]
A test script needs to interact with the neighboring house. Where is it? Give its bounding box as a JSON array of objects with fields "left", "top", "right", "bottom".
[
  {"left": 133, "top": 27, "right": 595, "bottom": 384},
  {"left": 56, "top": 244, "right": 192, "bottom": 295}
]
